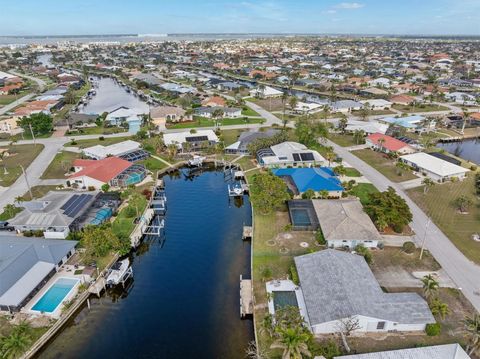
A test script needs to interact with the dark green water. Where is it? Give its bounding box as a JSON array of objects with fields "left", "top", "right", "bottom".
[{"left": 38, "top": 167, "right": 253, "bottom": 358}]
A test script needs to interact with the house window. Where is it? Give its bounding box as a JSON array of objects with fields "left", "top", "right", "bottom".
[{"left": 376, "top": 321, "right": 386, "bottom": 330}]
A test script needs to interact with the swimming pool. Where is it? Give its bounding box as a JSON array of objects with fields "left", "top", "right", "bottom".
[
  {"left": 290, "top": 209, "right": 311, "bottom": 226},
  {"left": 32, "top": 278, "right": 79, "bottom": 313},
  {"left": 273, "top": 291, "right": 298, "bottom": 310}
]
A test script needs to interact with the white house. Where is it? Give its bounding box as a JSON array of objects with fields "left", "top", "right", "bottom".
[
  {"left": 334, "top": 344, "right": 470, "bottom": 359},
  {"left": 256, "top": 141, "right": 325, "bottom": 168},
  {"left": 294, "top": 250, "right": 435, "bottom": 335},
  {"left": 82, "top": 140, "right": 142, "bottom": 160},
  {"left": 360, "top": 99, "right": 393, "bottom": 110},
  {"left": 311, "top": 199, "right": 383, "bottom": 249},
  {"left": 163, "top": 129, "right": 219, "bottom": 150},
  {"left": 369, "top": 77, "right": 392, "bottom": 88},
  {"left": 294, "top": 102, "right": 322, "bottom": 114},
  {"left": 330, "top": 100, "right": 363, "bottom": 113},
  {"left": 345, "top": 119, "right": 389, "bottom": 135},
  {"left": 249, "top": 85, "right": 283, "bottom": 98},
  {"left": 400, "top": 152, "right": 469, "bottom": 182}
]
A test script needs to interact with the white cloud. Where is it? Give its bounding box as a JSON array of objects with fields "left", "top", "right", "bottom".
[
  {"left": 335, "top": 2, "right": 365, "bottom": 9},
  {"left": 324, "top": 9, "right": 337, "bottom": 14}
]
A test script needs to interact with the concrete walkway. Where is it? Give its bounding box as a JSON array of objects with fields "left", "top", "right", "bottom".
[
  {"left": 151, "top": 155, "right": 173, "bottom": 168},
  {"left": 398, "top": 177, "right": 425, "bottom": 190},
  {"left": 327, "top": 139, "right": 480, "bottom": 312}
]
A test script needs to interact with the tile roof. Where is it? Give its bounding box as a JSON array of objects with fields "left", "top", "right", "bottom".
[
  {"left": 70, "top": 157, "right": 132, "bottom": 182},
  {"left": 367, "top": 133, "right": 411, "bottom": 151}
]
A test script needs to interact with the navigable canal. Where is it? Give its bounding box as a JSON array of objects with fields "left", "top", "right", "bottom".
[
  {"left": 436, "top": 139, "right": 480, "bottom": 165},
  {"left": 38, "top": 166, "right": 254, "bottom": 358}
]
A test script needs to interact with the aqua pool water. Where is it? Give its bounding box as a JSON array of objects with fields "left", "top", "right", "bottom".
[{"left": 32, "top": 278, "right": 79, "bottom": 313}]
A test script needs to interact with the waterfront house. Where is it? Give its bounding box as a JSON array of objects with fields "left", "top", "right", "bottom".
[
  {"left": 249, "top": 85, "right": 283, "bottom": 98},
  {"left": 257, "top": 141, "right": 325, "bottom": 168},
  {"left": 334, "top": 344, "right": 470, "bottom": 359},
  {"left": 195, "top": 106, "right": 242, "bottom": 119},
  {"left": 399, "top": 152, "right": 469, "bottom": 182},
  {"left": 82, "top": 140, "right": 147, "bottom": 161},
  {"left": 366, "top": 133, "right": 416, "bottom": 155},
  {"left": 294, "top": 250, "right": 435, "bottom": 335},
  {"left": 163, "top": 129, "right": 219, "bottom": 151},
  {"left": 345, "top": 119, "right": 389, "bottom": 135},
  {"left": 69, "top": 157, "right": 147, "bottom": 189},
  {"left": 225, "top": 129, "right": 280, "bottom": 154},
  {"left": 0, "top": 236, "right": 77, "bottom": 313},
  {"left": 311, "top": 199, "right": 382, "bottom": 248},
  {"left": 379, "top": 115, "right": 433, "bottom": 132},
  {"left": 105, "top": 107, "right": 145, "bottom": 132},
  {"left": 272, "top": 168, "right": 344, "bottom": 198},
  {"left": 330, "top": 100, "right": 363, "bottom": 113},
  {"left": 9, "top": 191, "right": 98, "bottom": 239},
  {"left": 150, "top": 106, "right": 191, "bottom": 131},
  {"left": 360, "top": 99, "right": 393, "bottom": 110}
]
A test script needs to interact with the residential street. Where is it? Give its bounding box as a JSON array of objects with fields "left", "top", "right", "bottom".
[{"left": 327, "top": 139, "right": 480, "bottom": 312}]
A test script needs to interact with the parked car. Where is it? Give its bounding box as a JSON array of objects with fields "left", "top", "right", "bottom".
[{"left": 0, "top": 221, "right": 15, "bottom": 231}]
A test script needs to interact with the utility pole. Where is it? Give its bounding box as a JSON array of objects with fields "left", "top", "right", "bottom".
[
  {"left": 20, "top": 165, "right": 33, "bottom": 200},
  {"left": 419, "top": 217, "right": 431, "bottom": 260},
  {"left": 28, "top": 123, "right": 36, "bottom": 146}
]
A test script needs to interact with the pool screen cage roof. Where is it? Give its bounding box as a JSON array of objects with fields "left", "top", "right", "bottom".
[
  {"left": 119, "top": 149, "right": 150, "bottom": 162},
  {"left": 287, "top": 200, "right": 320, "bottom": 231},
  {"left": 110, "top": 164, "right": 147, "bottom": 187}
]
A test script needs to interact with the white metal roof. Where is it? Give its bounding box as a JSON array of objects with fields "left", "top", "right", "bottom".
[
  {"left": 83, "top": 140, "right": 141, "bottom": 159},
  {"left": 400, "top": 152, "right": 469, "bottom": 177}
]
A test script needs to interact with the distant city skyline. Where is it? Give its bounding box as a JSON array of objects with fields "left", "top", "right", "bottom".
[{"left": 2, "top": 0, "right": 480, "bottom": 36}]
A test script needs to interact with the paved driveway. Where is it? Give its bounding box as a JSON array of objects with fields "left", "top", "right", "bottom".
[{"left": 327, "top": 139, "right": 480, "bottom": 312}]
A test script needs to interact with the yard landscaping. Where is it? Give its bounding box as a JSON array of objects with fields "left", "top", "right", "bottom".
[
  {"left": 349, "top": 183, "right": 379, "bottom": 205},
  {"left": 407, "top": 174, "right": 480, "bottom": 264},
  {"left": 352, "top": 149, "right": 418, "bottom": 182},
  {"left": 329, "top": 133, "right": 359, "bottom": 147},
  {"left": 20, "top": 185, "right": 65, "bottom": 201},
  {"left": 0, "top": 144, "right": 44, "bottom": 186},
  {"left": 219, "top": 128, "right": 246, "bottom": 146},
  {"left": 247, "top": 97, "right": 285, "bottom": 112},
  {"left": 392, "top": 104, "right": 450, "bottom": 113},
  {"left": 241, "top": 107, "right": 260, "bottom": 117},
  {"left": 166, "top": 116, "right": 264, "bottom": 129},
  {"left": 344, "top": 167, "right": 362, "bottom": 177},
  {"left": 41, "top": 151, "right": 81, "bottom": 179},
  {"left": 0, "top": 89, "right": 31, "bottom": 106},
  {"left": 66, "top": 136, "right": 132, "bottom": 149},
  {"left": 66, "top": 125, "right": 128, "bottom": 136}
]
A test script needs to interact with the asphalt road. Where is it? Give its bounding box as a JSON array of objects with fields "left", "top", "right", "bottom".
[{"left": 328, "top": 139, "right": 480, "bottom": 312}]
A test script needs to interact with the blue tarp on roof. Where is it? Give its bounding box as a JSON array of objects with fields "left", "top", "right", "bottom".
[{"left": 272, "top": 167, "right": 344, "bottom": 193}]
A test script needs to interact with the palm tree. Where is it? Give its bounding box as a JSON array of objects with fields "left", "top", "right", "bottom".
[
  {"left": 377, "top": 137, "right": 386, "bottom": 153},
  {"left": 0, "top": 331, "right": 31, "bottom": 359},
  {"left": 395, "top": 161, "right": 409, "bottom": 177},
  {"left": 288, "top": 96, "right": 298, "bottom": 113},
  {"left": 421, "top": 274, "right": 439, "bottom": 300},
  {"left": 319, "top": 190, "right": 329, "bottom": 199},
  {"left": 324, "top": 148, "right": 336, "bottom": 167},
  {"left": 321, "top": 105, "right": 330, "bottom": 125},
  {"left": 353, "top": 129, "right": 365, "bottom": 145},
  {"left": 281, "top": 92, "right": 289, "bottom": 125},
  {"left": 422, "top": 178, "right": 435, "bottom": 194},
  {"left": 429, "top": 298, "right": 450, "bottom": 320},
  {"left": 166, "top": 143, "right": 178, "bottom": 159},
  {"left": 333, "top": 165, "right": 347, "bottom": 177},
  {"left": 258, "top": 83, "right": 266, "bottom": 98},
  {"left": 270, "top": 326, "right": 312, "bottom": 359},
  {"left": 465, "top": 313, "right": 480, "bottom": 356}
]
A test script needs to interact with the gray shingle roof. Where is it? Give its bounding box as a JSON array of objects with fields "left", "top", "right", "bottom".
[
  {"left": 311, "top": 199, "right": 382, "bottom": 242},
  {"left": 334, "top": 343, "right": 470, "bottom": 359},
  {"left": 294, "top": 250, "right": 435, "bottom": 326},
  {"left": 0, "top": 236, "right": 78, "bottom": 304}
]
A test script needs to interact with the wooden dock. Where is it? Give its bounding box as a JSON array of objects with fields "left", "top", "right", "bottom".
[
  {"left": 240, "top": 275, "right": 253, "bottom": 318},
  {"left": 243, "top": 226, "right": 252, "bottom": 241}
]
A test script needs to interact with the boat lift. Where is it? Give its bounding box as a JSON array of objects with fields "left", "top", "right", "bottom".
[{"left": 142, "top": 217, "right": 165, "bottom": 236}]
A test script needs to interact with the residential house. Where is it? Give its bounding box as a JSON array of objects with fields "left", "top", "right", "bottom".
[
  {"left": 294, "top": 250, "right": 435, "bottom": 335},
  {"left": 201, "top": 96, "right": 226, "bottom": 107},
  {"left": 272, "top": 168, "right": 344, "bottom": 198},
  {"left": 400, "top": 152, "right": 469, "bottom": 182},
  {"left": 69, "top": 157, "right": 147, "bottom": 189},
  {"left": 257, "top": 141, "right": 325, "bottom": 168},
  {"left": 163, "top": 129, "right": 219, "bottom": 151},
  {"left": 366, "top": 133, "right": 416, "bottom": 154},
  {"left": 82, "top": 140, "right": 147, "bottom": 161},
  {"left": 360, "top": 99, "right": 393, "bottom": 110},
  {"left": 334, "top": 344, "right": 470, "bottom": 359},
  {"left": 249, "top": 86, "right": 283, "bottom": 98},
  {"left": 330, "top": 100, "right": 363, "bottom": 113},
  {"left": 224, "top": 129, "right": 280, "bottom": 154},
  {"left": 150, "top": 106, "right": 191, "bottom": 131},
  {"left": 195, "top": 106, "right": 241, "bottom": 119},
  {"left": 0, "top": 236, "right": 77, "bottom": 313},
  {"left": 311, "top": 199, "right": 382, "bottom": 248}
]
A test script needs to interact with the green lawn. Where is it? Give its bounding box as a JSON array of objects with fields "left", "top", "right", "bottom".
[
  {"left": 166, "top": 116, "right": 264, "bottom": 129},
  {"left": 112, "top": 189, "right": 149, "bottom": 239},
  {"left": 352, "top": 149, "right": 418, "bottom": 183},
  {"left": 344, "top": 167, "right": 362, "bottom": 177},
  {"left": 392, "top": 104, "right": 450, "bottom": 113},
  {"left": 407, "top": 174, "right": 480, "bottom": 264},
  {"left": 0, "top": 205, "right": 23, "bottom": 220},
  {"left": 236, "top": 156, "right": 257, "bottom": 170},
  {"left": 20, "top": 185, "right": 65, "bottom": 201},
  {"left": 66, "top": 136, "right": 132, "bottom": 149},
  {"left": 349, "top": 183, "right": 379, "bottom": 205},
  {"left": 241, "top": 107, "right": 260, "bottom": 117},
  {"left": 0, "top": 90, "right": 31, "bottom": 106},
  {"left": 66, "top": 126, "right": 128, "bottom": 136},
  {"left": 41, "top": 151, "right": 81, "bottom": 179},
  {"left": 140, "top": 157, "right": 167, "bottom": 171},
  {"left": 330, "top": 133, "right": 359, "bottom": 147},
  {"left": 0, "top": 144, "right": 45, "bottom": 186},
  {"left": 219, "top": 128, "right": 245, "bottom": 146}
]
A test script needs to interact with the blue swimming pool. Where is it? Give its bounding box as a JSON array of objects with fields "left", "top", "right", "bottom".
[{"left": 32, "top": 278, "right": 79, "bottom": 313}]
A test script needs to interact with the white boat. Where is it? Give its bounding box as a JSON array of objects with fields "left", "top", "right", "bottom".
[
  {"left": 188, "top": 155, "right": 206, "bottom": 167},
  {"left": 106, "top": 258, "right": 133, "bottom": 286}
]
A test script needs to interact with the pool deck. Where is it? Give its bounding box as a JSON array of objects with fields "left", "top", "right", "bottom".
[
  {"left": 266, "top": 280, "right": 310, "bottom": 328},
  {"left": 22, "top": 265, "right": 89, "bottom": 319}
]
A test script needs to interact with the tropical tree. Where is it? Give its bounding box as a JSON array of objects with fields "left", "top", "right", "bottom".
[
  {"left": 2, "top": 204, "right": 19, "bottom": 219},
  {"left": 0, "top": 331, "right": 32, "bottom": 359},
  {"left": 80, "top": 225, "right": 130, "bottom": 260},
  {"left": 270, "top": 326, "right": 312, "bottom": 359},
  {"left": 281, "top": 91, "right": 289, "bottom": 125},
  {"left": 421, "top": 274, "right": 439, "bottom": 300},
  {"left": 166, "top": 143, "right": 178, "bottom": 158},
  {"left": 454, "top": 195, "right": 473, "bottom": 213},
  {"left": 250, "top": 172, "right": 290, "bottom": 215},
  {"left": 422, "top": 178, "right": 435, "bottom": 194},
  {"left": 319, "top": 190, "right": 329, "bottom": 199},
  {"left": 17, "top": 112, "right": 53, "bottom": 136},
  {"left": 377, "top": 137, "right": 386, "bottom": 152},
  {"left": 333, "top": 165, "right": 347, "bottom": 177},
  {"left": 464, "top": 313, "right": 480, "bottom": 356},
  {"left": 395, "top": 161, "right": 410, "bottom": 177},
  {"left": 294, "top": 118, "right": 328, "bottom": 147},
  {"left": 353, "top": 129, "right": 365, "bottom": 145},
  {"left": 338, "top": 115, "right": 348, "bottom": 134},
  {"left": 288, "top": 96, "right": 298, "bottom": 113},
  {"left": 429, "top": 298, "right": 450, "bottom": 320},
  {"left": 324, "top": 147, "right": 336, "bottom": 166},
  {"left": 321, "top": 105, "right": 330, "bottom": 125}
]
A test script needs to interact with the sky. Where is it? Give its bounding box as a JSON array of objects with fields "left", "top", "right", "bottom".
[{"left": 1, "top": 0, "right": 480, "bottom": 36}]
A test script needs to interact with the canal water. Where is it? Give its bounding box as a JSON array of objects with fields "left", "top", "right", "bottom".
[
  {"left": 38, "top": 166, "right": 254, "bottom": 359},
  {"left": 80, "top": 77, "right": 149, "bottom": 115},
  {"left": 436, "top": 139, "right": 480, "bottom": 165}
]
